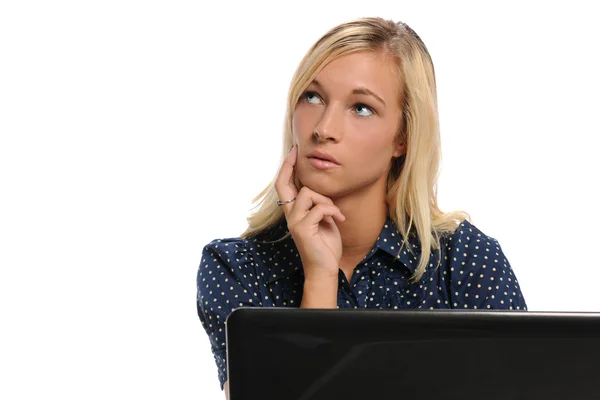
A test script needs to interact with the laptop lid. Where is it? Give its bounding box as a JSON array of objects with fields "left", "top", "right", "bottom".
[{"left": 226, "top": 308, "right": 600, "bottom": 400}]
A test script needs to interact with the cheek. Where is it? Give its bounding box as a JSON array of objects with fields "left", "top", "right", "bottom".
[
  {"left": 291, "top": 111, "right": 306, "bottom": 142},
  {"left": 350, "top": 129, "right": 395, "bottom": 168},
  {"left": 352, "top": 127, "right": 393, "bottom": 153},
  {"left": 293, "top": 105, "right": 321, "bottom": 138}
]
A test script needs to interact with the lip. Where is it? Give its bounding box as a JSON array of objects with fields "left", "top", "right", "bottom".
[
  {"left": 308, "top": 157, "right": 340, "bottom": 170},
  {"left": 307, "top": 150, "right": 340, "bottom": 165}
]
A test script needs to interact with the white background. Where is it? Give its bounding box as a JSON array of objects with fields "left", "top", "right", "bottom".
[{"left": 1, "top": 1, "right": 599, "bottom": 399}]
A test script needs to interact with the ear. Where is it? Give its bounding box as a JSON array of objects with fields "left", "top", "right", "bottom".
[{"left": 392, "top": 141, "right": 406, "bottom": 158}]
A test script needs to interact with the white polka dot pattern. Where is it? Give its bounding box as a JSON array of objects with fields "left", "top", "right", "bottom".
[{"left": 196, "top": 219, "right": 527, "bottom": 389}]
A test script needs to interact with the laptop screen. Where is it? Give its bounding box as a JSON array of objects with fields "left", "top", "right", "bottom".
[{"left": 226, "top": 308, "right": 600, "bottom": 400}]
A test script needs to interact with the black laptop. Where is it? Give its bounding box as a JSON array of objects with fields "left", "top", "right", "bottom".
[{"left": 226, "top": 308, "right": 600, "bottom": 400}]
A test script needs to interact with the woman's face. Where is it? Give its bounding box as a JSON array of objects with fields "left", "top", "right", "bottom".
[{"left": 292, "top": 50, "right": 405, "bottom": 199}]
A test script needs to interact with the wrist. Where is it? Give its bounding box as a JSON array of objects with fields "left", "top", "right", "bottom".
[
  {"left": 303, "top": 265, "right": 339, "bottom": 283},
  {"left": 301, "top": 276, "right": 338, "bottom": 309}
]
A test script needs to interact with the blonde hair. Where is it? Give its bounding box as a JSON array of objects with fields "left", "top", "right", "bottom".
[{"left": 241, "top": 17, "right": 469, "bottom": 281}]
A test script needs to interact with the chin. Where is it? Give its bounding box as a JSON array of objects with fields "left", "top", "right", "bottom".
[
  {"left": 297, "top": 162, "right": 387, "bottom": 201},
  {"left": 297, "top": 169, "right": 347, "bottom": 199}
]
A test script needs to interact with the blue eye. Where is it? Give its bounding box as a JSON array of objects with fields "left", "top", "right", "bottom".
[
  {"left": 303, "top": 91, "right": 322, "bottom": 104},
  {"left": 301, "top": 91, "right": 374, "bottom": 117},
  {"left": 354, "top": 104, "right": 374, "bottom": 117}
]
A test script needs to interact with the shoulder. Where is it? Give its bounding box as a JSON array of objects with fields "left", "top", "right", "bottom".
[
  {"left": 443, "top": 218, "right": 512, "bottom": 283},
  {"left": 447, "top": 218, "right": 497, "bottom": 242},
  {"left": 200, "top": 236, "right": 259, "bottom": 279},
  {"left": 442, "top": 219, "right": 527, "bottom": 310},
  {"left": 444, "top": 219, "right": 503, "bottom": 258},
  {"left": 200, "top": 219, "right": 291, "bottom": 271},
  {"left": 202, "top": 236, "right": 252, "bottom": 260}
]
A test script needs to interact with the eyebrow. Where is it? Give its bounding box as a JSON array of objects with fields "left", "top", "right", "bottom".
[{"left": 311, "top": 79, "right": 387, "bottom": 107}]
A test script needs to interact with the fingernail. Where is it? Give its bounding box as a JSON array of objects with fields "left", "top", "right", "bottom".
[{"left": 288, "top": 146, "right": 294, "bottom": 154}]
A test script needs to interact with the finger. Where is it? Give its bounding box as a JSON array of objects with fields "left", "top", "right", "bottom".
[
  {"left": 319, "top": 215, "right": 343, "bottom": 234},
  {"left": 292, "top": 204, "right": 345, "bottom": 233},
  {"left": 274, "top": 145, "right": 299, "bottom": 216},
  {"left": 287, "top": 186, "right": 335, "bottom": 223}
]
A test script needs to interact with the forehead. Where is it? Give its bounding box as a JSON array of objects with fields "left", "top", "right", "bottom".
[{"left": 312, "top": 51, "right": 400, "bottom": 102}]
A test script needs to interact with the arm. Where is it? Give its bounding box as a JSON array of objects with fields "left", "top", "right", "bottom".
[
  {"left": 275, "top": 146, "right": 343, "bottom": 310},
  {"left": 448, "top": 221, "right": 527, "bottom": 310},
  {"left": 300, "top": 277, "right": 338, "bottom": 309},
  {"left": 197, "top": 241, "right": 262, "bottom": 393}
]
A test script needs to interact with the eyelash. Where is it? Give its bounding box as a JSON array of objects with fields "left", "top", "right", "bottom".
[{"left": 301, "top": 91, "right": 376, "bottom": 117}]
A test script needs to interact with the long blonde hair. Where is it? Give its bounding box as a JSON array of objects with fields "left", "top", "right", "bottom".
[{"left": 241, "top": 17, "right": 469, "bottom": 281}]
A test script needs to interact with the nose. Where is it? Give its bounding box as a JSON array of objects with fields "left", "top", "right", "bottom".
[{"left": 313, "top": 104, "right": 343, "bottom": 143}]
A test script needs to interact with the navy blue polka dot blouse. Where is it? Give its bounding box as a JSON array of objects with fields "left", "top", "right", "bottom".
[{"left": 196, "top": 218, "right": 527, "bottom": 389}]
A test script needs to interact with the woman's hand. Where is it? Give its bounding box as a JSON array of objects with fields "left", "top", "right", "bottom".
[{"left": 274, "top": 145, "right": 346, "bottom": 283}]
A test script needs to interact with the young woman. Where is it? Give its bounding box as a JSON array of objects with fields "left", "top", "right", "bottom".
[{"left": 197, "top": 17, "right": 527, "bottom": 396}]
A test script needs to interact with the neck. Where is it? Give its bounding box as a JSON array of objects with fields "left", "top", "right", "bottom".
[{"left": 333, "top": 181, "right": 388, "bottom": 262}]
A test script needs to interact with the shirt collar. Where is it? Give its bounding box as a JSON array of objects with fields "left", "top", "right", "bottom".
[
  {"left": 263, "top": 217, "right": 423, "bottom": 283},
  {"left": 364, "top": 218, "right": 421, "bottom": 274}
]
